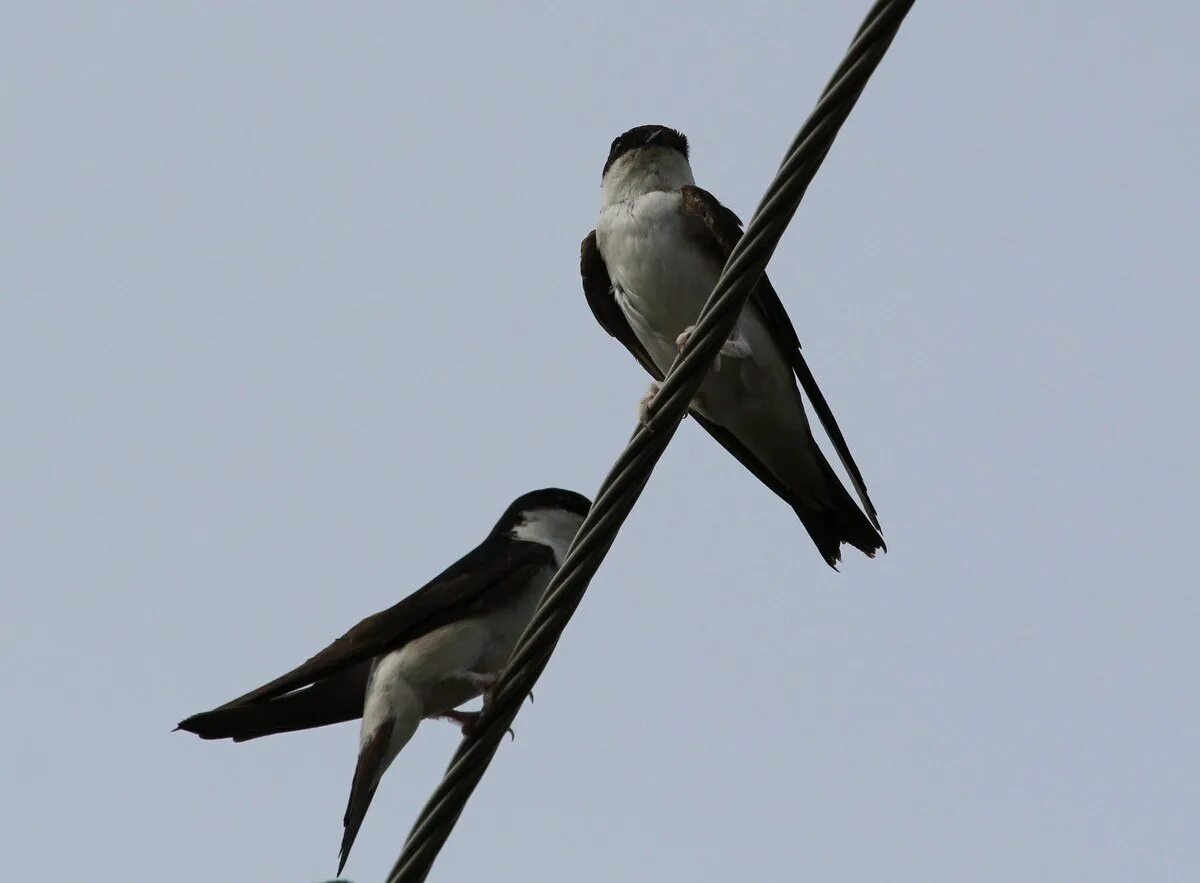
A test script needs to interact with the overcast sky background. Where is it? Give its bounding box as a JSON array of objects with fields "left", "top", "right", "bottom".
[{"left": 3, "top": 3, "right": 1197, "bottom": 881}]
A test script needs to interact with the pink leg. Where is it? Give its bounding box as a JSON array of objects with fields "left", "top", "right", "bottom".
[
  {"left": 431, "top": 709, "right": 514, "bottom": 741},
  {"left": 431, "top": 709, "right": 479, "bottom": 734}
]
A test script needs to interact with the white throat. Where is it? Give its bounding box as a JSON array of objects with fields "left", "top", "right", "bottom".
[
  {"left": 510, "top": 508, "right": 584, "bottom": 566},
  {"left": 601, "top": 146, "right": 695, "bottom": 208}
]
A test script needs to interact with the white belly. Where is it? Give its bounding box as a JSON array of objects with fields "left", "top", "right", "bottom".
[
  {"left": 597, "top": 194, "right": 802, "bottom": 416},
  {"left": 597, "top": 190, "right": 824, "bottom": 504},
  {"left": 597, "top": 191, "right": 718, "bottom": 369},
  {"left": 413, "top": 564, "right": 552, "bottom": 716}
]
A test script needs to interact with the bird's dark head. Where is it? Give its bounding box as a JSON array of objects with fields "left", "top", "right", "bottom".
[
  {"left": 492, "top": 487, "right": 592, "bottom": 536},
  {"left": 495, "top": 487, "right": 592, "bottom": 557},
  {"left": 602, "top": 124, "right": 689, "bottom": 178}
]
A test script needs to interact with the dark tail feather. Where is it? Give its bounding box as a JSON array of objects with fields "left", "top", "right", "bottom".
[
  {"left": 177, "top": 664, "right": 369, "bottom": 742},
  {"left": 794, "top": 463, "right": 886, "bottom": 569},
  {"left": 338, "top": 720, "right": 394, "bottom": 876},
  {"left": 691, "top": 413, "right": 884, "bottom": 568}
]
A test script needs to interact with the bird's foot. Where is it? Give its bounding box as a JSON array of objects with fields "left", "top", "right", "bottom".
[
  {"left": 432, "top": 709, "right": 514, "bottom": 741},
  {"left": 637, "top": 380, "right": 662, "bottom": 426},
  {"left": 444, "top": 670, "right": 503, "bottom": 715},
  {"left": 451, "top": 669, "right": 512, "bottom": 714},
  {"left": 674, "top": 324, "right": 698, "bottom": 353},
  {"left": 461, "top": 671, "right": 502, "bottom": 692},
  {"left": 449, "top": 669, "right": 530, "bottom": 708},
  {"left": 433, "top": 709, "right": 479, "bottom": 733},
  {"left": 675, "top": 325, "right": 752, "bottom": 371},
  {"left": 719, "top": 334, "right": 753, "bottom": 361}
]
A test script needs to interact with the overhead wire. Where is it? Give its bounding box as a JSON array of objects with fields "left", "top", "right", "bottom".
[{"left": 385, "top": 3, "right": 916, "bottom": 879}]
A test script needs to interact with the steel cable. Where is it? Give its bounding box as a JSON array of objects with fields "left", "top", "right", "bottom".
[{"left": 385, "top": 2, "right": 915, "bottom": 879}]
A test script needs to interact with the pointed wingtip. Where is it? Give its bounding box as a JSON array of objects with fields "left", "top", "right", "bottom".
[
  {"left": 174, "top": 717, "right": 202, "bottom": 735},
  {"left": 175, "top": 715, "right": 206, "bottom": 737}
]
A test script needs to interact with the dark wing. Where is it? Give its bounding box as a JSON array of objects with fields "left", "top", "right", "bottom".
[
  {"left": 198, "top": 539, "right": 553, "bottom": 711},
  {"left": 582, "top": 230, "right": 661, "bottom": 379},
  {"left": 177, "top": 662, "right": 370, "bottom": 741},
  {"left": 679, "top": 185, "right": 882, "bottom": 529},
  {"left": 582, "top": 229, "right": 803, "bottom": 506}
]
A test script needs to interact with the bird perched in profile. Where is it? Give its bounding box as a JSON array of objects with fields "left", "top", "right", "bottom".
[
  {"left": 176, "top": 487, "right": 591, "bottom": 874},
  {"left": 580, "top": 123, "right": 884, "bottom": 567}
]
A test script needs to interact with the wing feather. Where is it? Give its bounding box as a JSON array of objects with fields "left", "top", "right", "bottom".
[
  {"left": 678, "top": 185, "right": 881, "bottom": 529},
  {"left": 197, "top": 541, "right": 552, "bottom": 712}
]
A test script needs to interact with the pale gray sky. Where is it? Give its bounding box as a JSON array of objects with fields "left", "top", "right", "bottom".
[{"left": 3, "top": 3, "right": 1197, "bottom": 881}]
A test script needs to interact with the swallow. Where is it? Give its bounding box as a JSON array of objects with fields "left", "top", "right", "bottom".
[
  {"left": 177, "top": 487, "right": 591, "bottom": 872},
  {"left": 581, "top": 123, "right": 884, "bottom": 566}
]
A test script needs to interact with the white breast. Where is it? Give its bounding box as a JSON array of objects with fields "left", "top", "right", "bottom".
[
  {"left": 596, "top": 191, "right": 725, "bottom": 373},
  {"left": 596, "top": 182, "right": 815, "bottom": 478},
  {"left": 472, "top": 562, "right": 554, "bottom": 674}
]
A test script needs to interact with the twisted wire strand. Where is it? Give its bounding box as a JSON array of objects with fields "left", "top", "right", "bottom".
[{"left": 385, "top": 3, "right": 914, "bottom": 879}]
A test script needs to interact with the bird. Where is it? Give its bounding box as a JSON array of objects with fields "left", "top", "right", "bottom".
[
  {"left": 176, "top": 487, "right": 591, "bottom": 874},
  {"left": 580, "top": 123, "right": 884, "bottom": 568}
]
